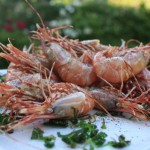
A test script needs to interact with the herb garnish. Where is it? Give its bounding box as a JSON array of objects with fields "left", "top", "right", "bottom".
[
  {"left": 31, "top": 127, "right": 44, "bottom": 139},
  {"left": 95, "top": 111, "right": 107, "bottom": 117},
  {"left": 44, "top": 119, "right": 68, "bottom": 127},
  {"left": 0, "top": 114, "right": 10, "bottom": 126},
  {"left": 0, "top": 113, "right": 14, "bottom": 133},
  {"left": 108, "top": 134, "right": 131, "bottom": 148},
  {"left": 58, "top": 121, "right": 130, "bottom": 149},
  {"left": 57, "top": 121, "right": 107, "bottom": 149},
  {"left": 0, "top": 75, "right": 5, "bottom": 82},
  {"left": 101, "top": 118, "right": 106, "bottom": 129},
  {"left": 43, "top": 108, "right": 79, "bottom": 128},
  {"left": 31, "top": 127, "right": 55, "bottom": 148}
]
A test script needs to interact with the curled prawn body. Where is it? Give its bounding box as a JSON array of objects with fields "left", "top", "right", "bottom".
[
  {"left": 32, "top": 25, "right": 98, "bottom": 86},
  {"left": 93, "top": 46, "right": 150, "bottom": 83},
  {"left": 43, "top": 42, "right": 97, "bottom": 86}
]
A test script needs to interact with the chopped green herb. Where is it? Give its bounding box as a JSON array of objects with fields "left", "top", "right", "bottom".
[
  {"left": 58, "top": 120, "right": 131, "bottom": 149},
  {"left": 95, "top": 111, "right": 107, "bottom": 117},
  {"left": 0, "top": 114, "right": 10, "bottom": 126},
  {"left": 0, "top": 113, "right": 14, "bottom": 133},
  {"left": 84, "top": 132, "right": 107, "bottom": 150},
  {"left": 0, "top": 75, "right": 5, "bottom": 82},
  {"left": 92, "top": 132, "right": 107, "bottom": 146},
  {"left": 58, "top": 121, "right": 107, "bottom": 149},
  {"left": 70, "top": 117, "right": 78, "bottom": 125},
  {"left": 42, "top": 135, "right": 56, "bottom": 148},
  {"left": 101, "top": 118, "right": 106, "bottom": 129},
  {"left": 87, "top": 114, "right": 97, "bottom": 124},
  {"left": 108, "top": 134, "right": 131, "bottom": 148},
  {"left": 31, "top": 127, "right": 44, "bottom": 139},
  {"left": 58, "top": 132, "right": 76, "bottom": 148},
  {"left": 70, "top": 107, "right": 79, "bottom": 125},
  {"left": 31, "top": 127, "right": 55, "bottom": 148},
  {"left": 44, "top": 119, "right": 68, "bottom": 127}
]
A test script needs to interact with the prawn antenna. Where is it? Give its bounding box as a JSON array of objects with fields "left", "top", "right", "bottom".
[{"left": 24, "top": 0, "right": 45, "bottom": 28}]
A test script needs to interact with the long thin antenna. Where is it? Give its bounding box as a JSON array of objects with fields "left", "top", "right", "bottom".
[{"left": 24, "top": 0, "right": 45, "bottom": 28}]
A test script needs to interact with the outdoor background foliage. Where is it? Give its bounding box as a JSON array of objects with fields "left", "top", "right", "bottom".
[{"left": 0, "top": 0, "right": 150, "bottom": 68}]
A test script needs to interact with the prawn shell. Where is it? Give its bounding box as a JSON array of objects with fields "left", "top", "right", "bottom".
[
  {"left": 93, "top": 49, "right": 149, "bottom": 83},
  {"left": 44, "top": 42, "right": 97, "bottom": 86}
]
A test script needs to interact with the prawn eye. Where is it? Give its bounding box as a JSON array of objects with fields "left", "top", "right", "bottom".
[
  {"left": 45, "top": 41, "right": 49, "bottom": 45},
  {"left": 52, "top": 92, "right": 85, "bottom": 117}
]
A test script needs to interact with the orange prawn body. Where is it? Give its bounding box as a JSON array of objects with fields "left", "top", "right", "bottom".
[
  {"left": 16, "top": 82, "right": 95, "bottom": 117},
  {"left": 50, "top": 83, "right": 95, "bottom": 117},
  {"left": 44, "top": 42, "right": 97, "bottom": 86},
  {"left": 0, "top": 80, "right": 95, "bottom": 130},
  {"left": 89, "top": 86, "right": 150, "bottom": 120},
  {"left": 93, "top": 46, "right": 150, "bottom": 83}
]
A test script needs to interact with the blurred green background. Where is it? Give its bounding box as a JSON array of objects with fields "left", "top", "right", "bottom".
[{"left": 0, "top": 0, "right": 150, "bottom": 68}]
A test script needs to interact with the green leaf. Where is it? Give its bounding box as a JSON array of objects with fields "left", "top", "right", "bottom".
[
  {"left": 93, "top": 132, "right": 107, "bottom": 146},
  {"left": 44, "top": 140, "right": 55, "bottom": 148},
  {"left": 101, "top": 118, "right": 106, "bottom": 129},
  {"left": 108, "top": 135, "right": 131, "bottom": 148},
  {"left": 44, "top": 119, "right": 68, "bottom": 127},
  {"left": 0, "top": 114, "right": 10, "bottom": 126},
  {"left": 42, "top": 135, "right": 56, "bottom": 148},
  {"left": 31, "top": 128, "right": 55, "bottom": 148},
  {"left": 0, "top": 75, "right": 5, "bottom": 82},
  {"left": 31, "top": 127, "right": 44, "bottom": 139},
  {"left": 0, "top": 113, "right": 14, "bottom": 133},
  {"left": 58, "top": 121, "right": 107, "bottom": 149}
]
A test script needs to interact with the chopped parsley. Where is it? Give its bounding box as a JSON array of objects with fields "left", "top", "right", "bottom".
[
  {"left": 0, "top": 114, "right": 10, "bottom": 126},
  {"left": 57, "top": 121, "right": 107, "bottom": 149},
  {"left": 84, "top": 132, "right": 107, "bottom": 150},
  {"left": 42, "top": 135, "right": 56, "bottom": 148},
  {"left": 31, "top": 127, "right": 55, "bottom": 148},
  {"left": 31, "top": 127, "right": 44, "bottom": 139},
  {"left": 43, "top": 108, "right": 79, "bottom": 128},
  {"left": 108, "top": 134, "right": 131, "bottom": 148},
  {"left": 0, "top": 75, "right": 5, "bottom": 82},
  {"left": 101, "top": 118, "right": 106, "bottom": 129},
  {"left": 44, "top": 119, "right": 68, "bottom": 128},
  {"left": 58, "top": 121, "right": 130, "bottom": 149},
  {"left": 94, "top": 111, "right": 107, "bottom": 117},
  {"left": 0, "top": 113, "right": 14, "bottom": 133}
]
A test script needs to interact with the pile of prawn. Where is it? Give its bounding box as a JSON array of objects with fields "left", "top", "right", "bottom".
[{"left": 0, "top": 24, "right": 149, "bottom": 132}]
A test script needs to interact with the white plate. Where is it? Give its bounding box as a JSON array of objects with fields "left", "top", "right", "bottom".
[
  {"left": 0, "top": 69, "right": 7, "bottom": 75},
  {"left": 0, "top": 116, "right": 150, "bottom": 150},
  {"left": 0, "top": 69, "right": 150, "bottom": 150}
]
